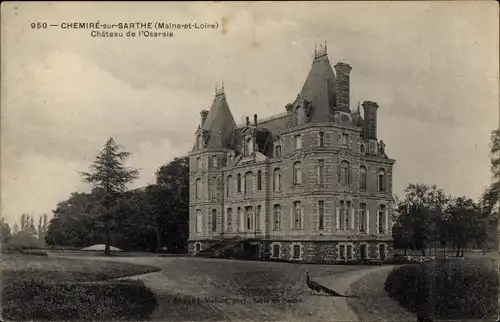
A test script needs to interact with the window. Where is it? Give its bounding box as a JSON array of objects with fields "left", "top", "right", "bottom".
[
  {"left": 244, "top": 172, "right": 253, "bottom": 194},
  {"left": 196, "top": 209, "right": 202, "bottom": 232},
  {"left": 273, "top": 244, "right": 280, "bottom": 258},
  {"left": 226, "top": 175, "right": 232, "bottom": 197},
  {"left": 273, "top": 204, "right": 281, "bottom": 230},
  {"left": 339, "top": 244, "right": 346, "bottom": 259},
  {"left": 293, "top": 245, "right": 301, "bottom": 259},
  {"left": 318, "top": 159, "right": 324, "bottom": 184},
  {"left": 379, "top": 169, "right": 386, "bottom": 192},
  {"left": 293, "top": 201, "right": 302, "bottom": 229},
  {"left": 255, "top": 206, "right": 261, "bottom": 231},
  {"left": 237, "top": 207, "right": 241, "bottom": 230},
  {"left": 294, "top": 135, "right": 302, "bottom": 149},
  {"left": 257, "top": 170, "right": 262, "bottom": 190},
  {"left": 318, "top": 200, "right": 324, "bottom": 230},
  {"left": 195, "top": 243, "right": 201, "bottom": 253},
  {"left": 195, "top": 178, "right": 201, "bottom": 199},
  {"left": 212, "top": 155, "right": 218, "bottom": 168},
  {"left": 347, "top": 245, "right": 353, "bottom": 260},
  {"left": 379, "top": 244, "right": 386, "bottom": 260},
  {"left": 245, "top": 206, "right": 253, "bottom": 230},
  {"left": 211, "top": 209, "right": 217, "bottom": 232},
  {"left": 198, "top": 134, "right": 203, "bottom": 149},
  {"left": 340, "top": 161, "right": 350, "bottom": 183},
  {"left": 227, "top": 208, "right": 232, "bottom": 228},
  {"left": 319, "top": 131, "right": 325, "bottom": 146},
  {"left": 359, "top": 165, "right": 367, "bottom": 190},
  {"left": 228, "top": 153, "right": 233, "bottom": 166},
  {"left": 293, "top": 162, "right": 302, "bottom": 186},
  {"left": 341, "top": 133, "right": 348, "bottom": 145},
  {"left": 359, "top": 203, "right": 367, "bottom": 232},
  {"left": 378, "top": 205, "right": 385, "bottom": 234},
  {"left": 246, "top": 137, "right": 253, "bottom": 155},
  {"left": 294, "top": 107, "right": 301, "bottom": 125},
  {"left": 275, "top": 145, "right": 282, "bottom": 157},
  {"left": 346, "top": 201, "right": 351, "bottom": 229},
  {"left": 196, "top": 157, "right": 201, "bottom": 169},
  {"left": 207, "top": 178, "right": 213, "bottom": 200},
  {"left": 274, "top": 169, "right": 282, "bottom": 191},
  {"left": 360, "top": 144, "right": 365, "bottom": 153},
  {"left": 360, "top": 244, "right": 367, "bottom": 259},
  {"left": 237, "top": 174, "right": 241, "bottom": 193},
  {"left": 339, "top": 201, "right": 345, "bottom": 229}
]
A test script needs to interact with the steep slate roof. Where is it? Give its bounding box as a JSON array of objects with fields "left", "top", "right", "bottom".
[
  {"left": 203, "top": 92, "right": 236, "bottom": 148},
  {"left": 300, "top": 53, "right": 337, "bottom": 122}
]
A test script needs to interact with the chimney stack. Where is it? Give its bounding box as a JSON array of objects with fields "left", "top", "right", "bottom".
[
  {"left": 362, "top": 101, "right": 379, "bottom": 139},
  {"left": 246, "top": 116, "right": 250, "bottom": 126},
  {"left": 200, "top": 110, "right": 209, "bottom": 127},
  {"left": 254, "top": 114, "right": 258, "bottom": 126},
  {"left": 334, "top": 62, "right": 352, "bottom": 112}
]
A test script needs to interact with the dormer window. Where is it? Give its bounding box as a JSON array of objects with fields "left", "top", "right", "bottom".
[
  {"left": 198, "top": 134, "right": 204, "bottom": 149},
  {"left": 274, "top": 145, "right": 282, "bottom": 157},
  {"left": 245, "top": 137, "right": 253, "bottom": 155},
  {"left": 228, "top": 153, "right": 233, "bottom": 166}
]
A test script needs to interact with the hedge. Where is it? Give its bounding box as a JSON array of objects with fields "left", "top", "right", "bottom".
[{"left": 384, "top": 259, "right": 499, "bottom": 320}]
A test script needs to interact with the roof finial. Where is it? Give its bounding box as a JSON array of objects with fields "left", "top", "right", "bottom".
[
  {"left": 314, "top": 44, "right": 317, "bottom": 58},
  {"left": 324, "top": 40, "right": 327, "bottom": 54},
  {"left": 357, "top": 100, "right": 361, "bottom": 113}
]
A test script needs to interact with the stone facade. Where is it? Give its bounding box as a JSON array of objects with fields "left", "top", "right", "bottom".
[{"left": 188, "top": 46, "right": 395, "bottom": 262}]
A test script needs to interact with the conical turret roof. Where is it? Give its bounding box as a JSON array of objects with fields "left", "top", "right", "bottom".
[
  {"left": 300, "top": 51, "right": 337, "bottom": 122},
  {"left": 202, "top": 91, "right": 236, "bottom": 149}
]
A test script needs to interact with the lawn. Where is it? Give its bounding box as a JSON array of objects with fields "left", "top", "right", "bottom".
[{"left": 1, "top": 254, "right": 161, "bottom": 320}]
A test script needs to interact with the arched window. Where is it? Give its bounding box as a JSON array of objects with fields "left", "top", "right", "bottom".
[
  {"left": 212, "top": 155, "right": 218, "bottom": 168},
  {"left": 195, "top": 178, "right": 201, "bottom": 199},
  {"left": 339, "top": 200, "right": 345, "bottom": 229},
  {"left": 245, "top": 206, "right": 253, "bottom": 230},
  {"left": 359, "top": 203, "right": 367, "bottom": 232},
  {"left": 341, "top": 133, "right": 349, "bottom": 145},
  {"left": 237, "top": 173, "right": 242, "bottom": 193},
  {"left": 246, "top": 137, "right": 253, "bottom": 155},
  {"left": 211, "top": 209, "right": 217, "bottom": 232},
  {"left": 340, "top": 161, "right": 350, "bottom": 183},
  {"left": 378, "top": 205, "right": 385, "bottom": 234},
  {"left": 272, "top": 244, "right": 280, "bottom": 258},
  {"left": 359, "top": 165, "right": 367, "bottom": 190},
  {"left": 293, "top": 201, "right": 302, "bottom": 229},
  {"left": 379, "top": 169, "right": 386, "bottom": 191},
  {"left": 226, "top": 175, "right": 232, "bottom": 197},
  {"left": 292, "top": 244, "right": 301, "bottom": 259},
  {"left": 273, "top": 204, "right": 281, "bottom": 230},
  {"left": 257, "top": 170, "right": 262, "bottom": 190},
  {"left": 255, "top": 205, "right": 261, "bottom": 231},
  {"left": 293, "top": 162, "right": 302, "bottom": 186},
  {"left": 244, "top": 172, "right": 253, "bottom": 194},
  {"left": 226, "top": 208, "right": 232, "bottom": 229},
  {"left": 228, "top": 153, "right": 233, "bottom": 166},
  {"left": 273, "top": 168, "right": 282, "bottom": 191},
  {"left": 196, "top": 209, "right": 202, "bottom": 232}
]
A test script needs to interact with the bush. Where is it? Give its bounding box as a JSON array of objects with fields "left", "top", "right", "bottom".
[
  {"left": 384, "top": 260, "right": 499, "bottom": 320},
  {"left": 2, "top": 279, "right": 157, "bottom": 320}
]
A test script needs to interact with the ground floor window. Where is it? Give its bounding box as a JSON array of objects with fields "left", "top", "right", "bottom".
[
  {"left": 360, "top": 244, "right": 367, "bottom": 259},
  {"left": 339, "top": 244, "right": 345, "bottom": 260},
  {"left": 379, "top": 244, "right": 386, "bottom": 260},
  {"left": 292, "top": 244, "right": 301, "bottom": 259},
  {"left": 195, "top": 243, "right": 201, "bottom": 253},
  {"left": 272, "top": 244, "right": 280, "bottom": 258},
  {"left": 347, "top": 245, "right": 353, "bottom": 260}
]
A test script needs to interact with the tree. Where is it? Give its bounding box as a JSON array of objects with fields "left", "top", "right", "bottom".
[
  {"left": 447, "top": 197, "right": 481, "bottom": 257},
  {"left": 155, "top": 156, "right": 189, "bottom": 253},
  {"left": 79, "top": 138, "right": 139, "bottom": 255},
  {"left": 0, "top": 216, "right": 12, "bottom": 243}
]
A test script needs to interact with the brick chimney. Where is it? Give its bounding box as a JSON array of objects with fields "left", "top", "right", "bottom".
[
  {"left": 362, "top": 101, "right": 379, "bottom": 139},
  {"left": 246, "top": 116, "right": 250, "bottom": 126},
  {"left": 254, "top": 114, "right": 258, "bottom": 126},
  {"left": 200, "top": 110, "right": 209, "bottom": 127},
  {"left": 334, "top": 62, "right": 352, "bottom": 112}
]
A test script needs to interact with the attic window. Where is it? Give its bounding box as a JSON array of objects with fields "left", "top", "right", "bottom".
[{"left": 245, "top": 137, "right": 253, "bottom": 155}]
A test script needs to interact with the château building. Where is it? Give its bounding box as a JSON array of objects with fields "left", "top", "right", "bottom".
[{"left": 188, "top": 45, "right": 395, "bottom": 262}]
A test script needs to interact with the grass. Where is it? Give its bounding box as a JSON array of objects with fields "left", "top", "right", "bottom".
[{"left": 1, "top": 254, "right": 161, "bottom": 320}]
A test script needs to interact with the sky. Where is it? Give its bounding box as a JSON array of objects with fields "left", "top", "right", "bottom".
[{"left": 1, "top": 1, "right": 499, "bottom": 226}]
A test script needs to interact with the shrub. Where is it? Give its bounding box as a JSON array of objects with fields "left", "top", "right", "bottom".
[{"left": 385, "top": 260, "right": 499, "bottom": 320}]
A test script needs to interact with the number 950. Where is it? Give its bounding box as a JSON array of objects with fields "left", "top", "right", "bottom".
[{"left": 31, "top": 22, "right": 48, "bottom": 29}]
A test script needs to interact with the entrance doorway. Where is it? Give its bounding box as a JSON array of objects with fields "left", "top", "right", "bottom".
[{"left": 360, "top": 244, "right": 367, "bottom": 260}]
